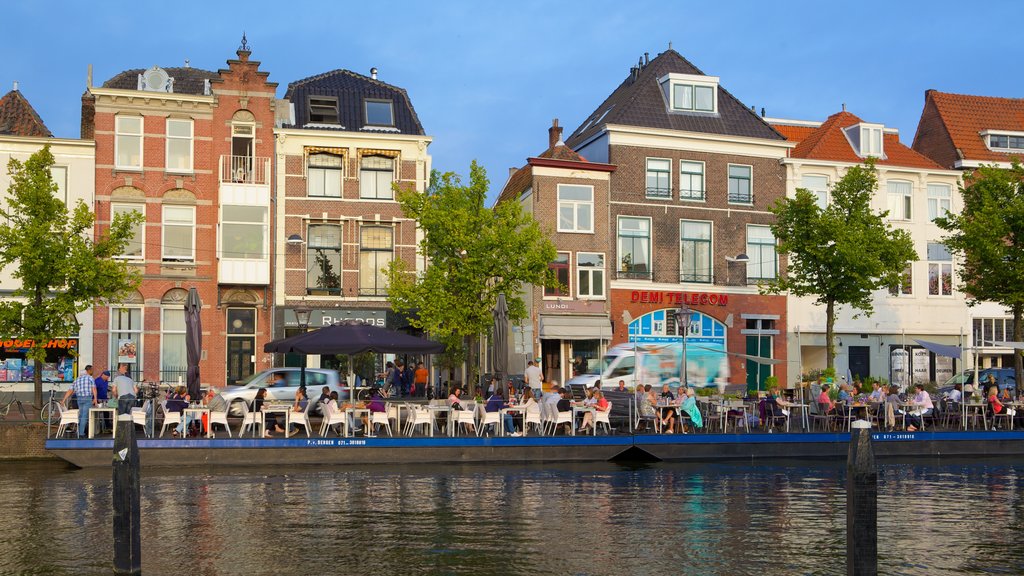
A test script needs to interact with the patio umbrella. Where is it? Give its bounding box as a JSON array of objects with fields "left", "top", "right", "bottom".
[
  {"left": 184, "top": 287, "right": 203, "bottom": 400},
  {"left": 492, "top": 293, "right": 509, "bottom": 387},
  {"left": 264, "top": 321, "right": 445, "bottom": 401}
]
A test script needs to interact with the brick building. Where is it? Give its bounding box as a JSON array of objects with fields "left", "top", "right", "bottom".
[
  {"left": 912, "top": 90, "right": 1024, "bottom": 369},
  {"left": 273, "top": 68, "right": 431, "bottom": 372},
  {"left": 770, "top": 109, "right": 964, "bottom": 387},
  {"left": 561, "top": 49, "right": 793, "bottom": 390},
  {"left": 85, "top": 41, "right": 279, "bottom": 386},
  {"left": 0, "top": 85, "right": 95, "bottom": 386},
  {"left": 498, "top": 120, "right": 616, "bottom": 384}
]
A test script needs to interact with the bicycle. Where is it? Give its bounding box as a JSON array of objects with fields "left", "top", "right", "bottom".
[
  {"left": 0, "top": 384, "right": 28, "bottom": 420},
  {"left": 40, "top": 384, "right": 64, "bottom": 425}
]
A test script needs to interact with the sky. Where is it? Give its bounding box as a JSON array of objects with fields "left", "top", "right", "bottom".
[{"left": 3, "top": 1, "right": 1022, "bottom": 203}]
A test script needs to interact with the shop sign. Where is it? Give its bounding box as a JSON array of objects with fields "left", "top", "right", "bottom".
[
  {"left": 0, "top": 338, "right": 78, "bottom": 351},
  {"left": 541, "top": 300, "right": 605, "bottom": 313},
  {"left": 284, "top": 309, "right": 388, "bottom": 328},
  {"left": 629, "top": 290, "right": 728, "bottom": 306}
]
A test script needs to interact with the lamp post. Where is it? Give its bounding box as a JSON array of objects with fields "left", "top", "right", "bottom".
[
  {"left": 675, "top": 305, "right": 695, "bottom": 390},
  {"left": 725, "top": 252, "right": 750, "bottom": 285},
  {"left": 294, "top": 301, "right": 312, "bottom": 391}
]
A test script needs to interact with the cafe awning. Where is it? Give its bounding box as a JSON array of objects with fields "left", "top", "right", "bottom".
[
  {"left": 539, "top": 315, "right": 611, "bottom": 340},
  {"left": 914, "top": 339, "right": 962, "bottom": 359}
]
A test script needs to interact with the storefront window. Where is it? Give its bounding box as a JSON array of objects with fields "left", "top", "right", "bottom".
[
  {"left": 0, "top": 338, "right": 78, "bottom": 382},
  {"left": 111, "top": 307, "right": 143, "bottom": 375}
]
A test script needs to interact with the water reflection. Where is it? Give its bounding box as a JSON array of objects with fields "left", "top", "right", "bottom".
[{"left": 2, "top": 460, "right": 1024, "bottom": 574}]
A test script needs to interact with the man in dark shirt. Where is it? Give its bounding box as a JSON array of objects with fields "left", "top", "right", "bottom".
[
  {"left": 556, "top": 389, "right": 573, "bottom": 435},
  {"left": 95, "top": 370, "right": 111, "bottom": 432}
]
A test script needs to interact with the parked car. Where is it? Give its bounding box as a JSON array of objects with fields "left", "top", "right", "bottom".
[
  {"left": 221, "top": 368, "right": 347, "bottom": 416},
  {"left": 938, "top": 368, "right": 1016, "bottom": 397}
]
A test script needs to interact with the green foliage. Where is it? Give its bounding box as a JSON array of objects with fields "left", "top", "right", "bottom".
[
  {"left": 764, "top": 160, "right": 917, "bottom": 368},
  {"left": 0, "top": 145, "right": 142, "bottom": 404},
  {"left": 386, "top": 161, "right": 557, "bottom": 370}
]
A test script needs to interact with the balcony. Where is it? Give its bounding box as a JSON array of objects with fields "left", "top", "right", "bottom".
[
  {"left": 220, "top": 155, "right": 270, "bottom": 185},
  {"left": 645, "top": 186, "right": 671, "bottom": 199}
]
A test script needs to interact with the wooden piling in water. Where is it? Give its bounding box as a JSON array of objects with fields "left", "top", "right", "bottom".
[
  {"left": 847, "top": 420, "right": 877, "bottom": 576},
  {"left": 113, "top": 414, "right": 141, "bottom": 575}
]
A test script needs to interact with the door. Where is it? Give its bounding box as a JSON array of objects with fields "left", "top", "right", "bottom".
[
  {"left": 849, "top": 346, "right": 870, "bottom": 382},
  {"left": 746, "top": 336, "right": 772, "bottom": 392},
  {"left": 226, "top": 337, "right": 254, "bottom": 385},
  {"left": 540, "top": 339, "right": 561, "bottom": 385}
]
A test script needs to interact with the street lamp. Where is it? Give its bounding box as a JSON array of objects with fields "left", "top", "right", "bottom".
[
  {"left": 725, "top": 252, "right": 750, "bottom": 285},
  {"left": 294, "top": 301, "right": 312, "bottom": 390},
  {"left": 674, "top": 304, "right": 695, "bottom": 390}
]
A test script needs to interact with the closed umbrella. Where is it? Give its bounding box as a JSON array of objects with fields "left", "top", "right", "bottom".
[
  {"left": 492, "top": 293, "right": 509, "bottom": 388},
  {"left": 184, "top": 287, "right": 203, "bottom": 400}
]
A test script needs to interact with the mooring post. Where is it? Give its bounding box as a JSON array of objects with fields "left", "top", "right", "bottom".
[
  {"left": 113, "top": 413, "right": 141, "bottom": 575},
  {"left": 847, "top": 419, "right": 877, "bottom": 576}
]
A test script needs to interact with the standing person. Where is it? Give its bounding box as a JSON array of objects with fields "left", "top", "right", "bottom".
[
  {"left": 525, "top": 358, "right": 543, "bottom": 400},
  {"left": 112, "top": 363, "right": 138, "bottom": 415},
  {"left": 413, "top": 362, "right": 429, "bottom": 398},
  {"left": 401, "top": 361, "right": 414, "bottom": 398},
  {"left": 63, "top": 365, "right": 96, "bottom": 438},
  {"left": 94, "top": 370, "right": 111, "bottom": 432}
]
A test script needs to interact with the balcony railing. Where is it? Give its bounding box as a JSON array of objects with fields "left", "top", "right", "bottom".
[
  {"left": 646, "top": 186, "right": 671, "bottom": 199},
  {"left": 220, "top": 155, "right": 270, "bottom": 185}
]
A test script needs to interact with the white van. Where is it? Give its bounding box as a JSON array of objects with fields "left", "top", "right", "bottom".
[{"left": 567, "top": 342, "right": 731, "bottom": 391}]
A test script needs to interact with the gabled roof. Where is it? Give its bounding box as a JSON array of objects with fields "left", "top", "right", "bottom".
[
  {"left": 565, "top": 49, "right": 783, "bottom": 148},
  {"left": 772, "top": 110, "right": 943, "bottom": 170},
  {"left": 912, "top": 90, "right": 1024, "bottom": 165},
  {"left": 497, "top": 142, "right": 614, "bottom": 206},
  {"left": 101, "top": 67, "right": 219, "bottom": 96},
  {"left": 283, "top": 69, "right": 424, "bottom": 135},
  {"left": 0, "top": 89, "right": 52, "bottom": 137}
]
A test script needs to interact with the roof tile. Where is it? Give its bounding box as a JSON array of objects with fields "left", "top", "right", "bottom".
[
  {"left": 915, "top": 90, "right": 1024, "bottom": 164},
  {"left": 0, "top": 89, "right": 51, "bottom": 137}
]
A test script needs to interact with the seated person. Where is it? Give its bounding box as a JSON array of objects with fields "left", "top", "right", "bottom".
[
  {"left": 364, "top": 389, "right": 386, "bottom": 434},
  {"left": 679, "top": 387, "right": 703, "bottom": 431},
  {"left": 988, "top": 386, "right": 1017, "bottom": 429},
  {"left": 253, "top": 388, "right": 282, "bottom": 437},
  {"left": 580, "top": 390, "right": 608, "bottom": 433},
  {"left": 555, "top": 389, "right": 573, "bottom": 435},
  {"left": 485, "top": 390, "right": 517, "bottom": 436},
  {"left": 292, "top": 386, "right": 309, "bottom": 413},
  {"left": 818, "top": 384, "right": 836, "bottom": 415},
  {"left": 166, "top": 386, "right": 191, "bottom": 437},
  {"left": 313, "top": 385, "right": 331, "bottom": 417},
  {"left": 448, "top": 387, "right": 466, "bottom": 410},
  {"left": 658, "top": 384, "right": 676, "bottom": 433},
  {"left": 904, "top": 383, "right": 934, "bottom": 432}
]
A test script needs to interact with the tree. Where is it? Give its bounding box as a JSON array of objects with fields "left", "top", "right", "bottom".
[
  {"left": 386, "top": 161, "right": 556, "bottom": 385},
  {"left": 0, "top": 145, "right": 143, "bottom": 406},
  {"left": 936, "top": 160, "right": 1024, "bottom": 390},
  {"left": 764, "top": 159, "right": 917, "bottom": 369}
]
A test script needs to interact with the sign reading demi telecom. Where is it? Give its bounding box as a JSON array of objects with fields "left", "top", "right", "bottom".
[{"left": 630, "top": 291, "right": 728, "bottom": 306}]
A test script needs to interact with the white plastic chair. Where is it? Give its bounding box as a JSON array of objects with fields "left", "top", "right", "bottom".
[
  {"left": 319, "top": 402, "right": 348, "bottom": 437},
  {"left": 56, "top": 403, "right": 79, "bottom": 438},
  {"left": 159, "top": 400, "right": 183, "bottom": 438},
  {"left": 289, "top": 400, "right": 314, "bottom": 437},
  {"left": 453, "top": 407, "right": 476, "bottom": 435},
  {"left": 208, "top": 405, "right": 231, "bottom": 437},
  {"left": 130, "top": 402, "right": 150, "bottom": 438},
  {"left": 540, "top": 401, "right": 555, "bottom": 435},
  {"left": 405, "top": 407, "right": 432, "bottom": 436},
  {"left": 238, "top": 401, "right": 265, "bottom": 437},
  {"left": 524, "top": 403, "right": 543, "bottom": 435},
  {"left": 477, "top": 405, "right": 500, "bottom": 436},
  {"left": 370, "top": 411, "right": 393, "bottom": 436},
  {"left": 594, "top": 402, "right": 613, "bottom": 434}
]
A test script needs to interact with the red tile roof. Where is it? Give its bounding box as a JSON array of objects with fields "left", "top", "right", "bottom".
[
  {"left": 771, "top": 110, "right": 943, "bottom": 170},
  {"left": 914, "top": 90, "right": 1024, "bottom": 164},
  {"left": 772, "top": 124, "right": 817, "bottom": 143},
  {"left": 0, "top": 89, "right": 51, "bottom": 137}
]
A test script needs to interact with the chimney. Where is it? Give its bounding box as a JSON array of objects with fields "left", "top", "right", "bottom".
[
  {"left": 644, "top": 52, "right": 650, "bottom": 66},
  {"left": 548, "top": 119, "right": 562, "bottom": 149},
  {"left": 12, "top": 80, "right": 18, "bottom": 92},
  {"left": 81, "top": 91, "right": 96, "bottom": 140},
  {"left": 761, "top": 107, "right": 765, "bottom": 117},
  {"left": 371, "top": 67, "right": 378, "bottom": 80}
]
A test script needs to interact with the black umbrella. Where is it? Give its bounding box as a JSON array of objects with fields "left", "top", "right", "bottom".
[
  {"left": 264, "top": 321, "right": 445, "bottom": 401},
  {"left": 492, "top": 293, "right": 509, "bottom": 386},
  {"left": 184, "top": 287, "right": 203, "bottom": 399}
]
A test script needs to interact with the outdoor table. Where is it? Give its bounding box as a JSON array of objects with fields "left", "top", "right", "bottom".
[
  {"left": 88, "top": 407, "right": 117, "bottom": 439},
  {"left": 346, "top": 407, "right": 369, "bottom": 437},
  {"left": 722, "top": 401, "right": 750, "bottom": 433},
  {"left": 425, "top": 404, "right": 452, "bottom": 436},
  {"left": 964, "top": 400, "right": 987, "bottom": 431},
  {"left": 183, "top": 406, "right": 212, "bottom": 438},
  {"left": 571, "top": 405, "right": 596, "bottom": 436},
  {"left": 500, "top": 405, "right": 527, "bottom": 436},
  {"left": 787, "top": 403, "right": 810, "bottom": 432},
  {"left": 843, "top": 403, "right": 869, "bottom": 431},
  {"left": 898, "top": 402, "right": 922, "bottom": 431},
  {"left": 263, "top": 404, "right": 292, "bottom": 437}
]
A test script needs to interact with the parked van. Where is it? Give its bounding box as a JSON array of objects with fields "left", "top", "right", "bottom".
[
  {"left": 566, "top": 342, "right": 730, "bottom": 390},
  {"left": 939, "top": 368, "right": 1016, "bottom": 395}
]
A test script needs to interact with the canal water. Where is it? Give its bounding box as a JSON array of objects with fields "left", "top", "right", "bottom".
[{"left": 0, "top": 459, "right": 1021, "bottom": 575}]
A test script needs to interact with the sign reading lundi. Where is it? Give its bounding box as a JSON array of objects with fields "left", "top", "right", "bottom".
[{"left": 630, "top": 290, "right": 728, "bottom": 306}]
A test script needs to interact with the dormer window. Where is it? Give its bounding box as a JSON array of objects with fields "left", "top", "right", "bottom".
[
  {"left": 308, "top": 97, "right": 339, "bottom": 125},
  {"left": 844, "top": 123, "right": 884, "bottom": 158},
  {"left": 659, "top": 73, "right": 719, "bottom": 114},
  {"left": 365, "top": 100, "right": 394, "bottom": 126},
  {"left": 983, "top": 131, "right": 1024, "bottom": 151}
]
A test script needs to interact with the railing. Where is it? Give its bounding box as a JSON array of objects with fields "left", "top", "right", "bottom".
[
  {"left": 680, "top": 272, "right": 712, "bottom": 283},
  {"left": 616, "top": 268, "right": 651, "bottom": 280},
  {"left": 645, "top": 186, "right": 671, "bottom": 199},
  {"left": 220, "top": 155, "right": 270, "bottom": 185},
  {"left": 727, "top": 190, "right": 753, "bottom": 204}
]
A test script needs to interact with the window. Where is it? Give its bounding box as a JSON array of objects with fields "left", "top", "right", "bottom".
[
  {"left": 746, "top": 225, "right": 777, "bottom": 281},
  {"left": 115, "top": 116, "right": 143, "bottom": 170},
  {"left": 359, "top": 226, "right": 393, "bottom": 296},
  {"left": 308, "top": 153, "right": 343, "bottom": 197},
  {"left": 221, "top": 205, "right": 267, "bottom": 259},
  {"left": 679, "top": 161, "right": 704, "bottom": 201},
  {"left": 359, "top": 155, "right": 395, "bottom": 200},
  {"left": 728, "top": 164, "right": 752, "bottom": 204},
  {"left": 889, "top": 264, "right": 913, "bottom": 296},
  {"left": 887, "top": 180, "right": 913, "bottom": 221},
  {"left": 670, "top": 83, "right": 716, "bottom": 112},
  {"left": 162, "top": 205, "right": 194, "bottom": 262},
  {"left": 802, "top": 174, "right": 829, "bottom": 209},
  {"left": 308, "top": 97, "right": 339, "bottom": 124},
  {"left": 47, "top": 165, "right": 67, "bottom": 205},
  {"left": 860, "top": 125, "right": 883, "bottom": 157},
  {"left": 110, "top": 307, "right": 142, "bottom": 373},
  {"left": 680, "top": 220, "right": 712, "bottom": 283},
  {"left": 165, "top": 119, "right": 193, "bottom": 173},
  {"left": 365, "top": 100, "right": 394, "bottom": 126},
  {"left": 928, "top": 242, "right": 953, "bottom": 296},
  {"left": 544, "top": 253, "right": 571, "bottom": 297},
  {"left": 646, "top": 158, "right": 671, "bottom": 198},
  {"left": 576, "top": 252, "right": 605, "bottom": 299},
  {"left": 307, "top": 224, "right": 342, "bottom": 295},
  {"left": 111, "top": 203, "right": 144, "bottom": 260},
  {"left": 160, "top": 307, "right": 186, "bottom": 382},
  {"left": 927, "top": 183, "right": 951, "bottom": 221},
  {"left": 988, "top": 134, "right": 1024, "bottom": 151},
  {"left": 618, "top": 217, "right": 651, "bottom": 278},
  {"left": 557, "top": 184, "right": 594, "bottom": 233}
]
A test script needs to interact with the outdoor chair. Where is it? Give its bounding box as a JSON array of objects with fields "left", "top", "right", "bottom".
[
  {"left": 405, "top": 406, "right": 432, "bottom": 436},
  {"left": 697, "top": 398, "right": 721, "bottom": 433},
  {"left": 370, "top": 410, "right": 393, "bottom": 436},
  {"left": 453, "top": 407, "right": 477, "bottom": 435},
  {"left": 524, "top": 403, "right": 542, "bottom": 435},
  {"left": 319, "top": 402, "right": 348, "bottom": 437},
  {"left": 238, "top": 401, "right": 264, "bottom": 437},
  {"left": 477, "top": 405, "right": 501, "bottom": 436},
  {"left": 158, "top": 400, "right": 183, "bottom": 438},
  {"left": 131, "top": 401, "right": 151, "bottom": 438},
  {"left": 56, "top": 403, "right": 79, "bottom": 438},
  {"left": 550, "top": 407, "right": 572, "bottom": 436},
  {"left": 992, "top": 403, "right": 1015, "bottom": 431},
  {"left": 289, "top": 400, "right": 314, "bottom": 437},
  {"left": 763, "top": 401, "right": 789, "bottom": 433},
  {"left": 208, "top": 404, "right": 231, "bottom": 437},
  {"left": 594, "top": 402, "right": 613, "bottom": 434}
]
